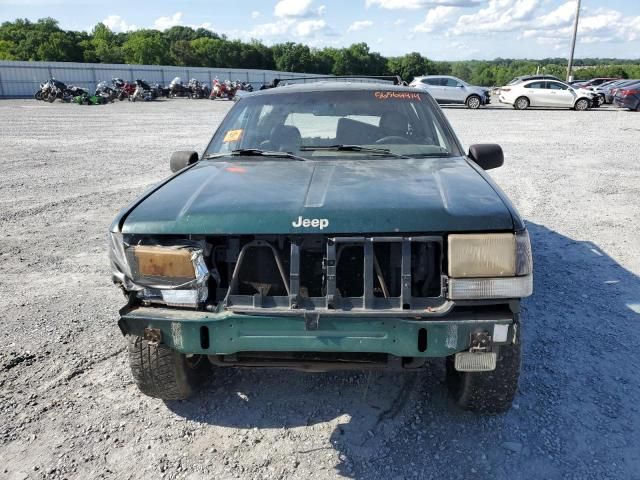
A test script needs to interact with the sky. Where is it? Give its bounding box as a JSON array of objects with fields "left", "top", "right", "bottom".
[{"left": 1, "top": 0, "right": 639, "bottom": 60}]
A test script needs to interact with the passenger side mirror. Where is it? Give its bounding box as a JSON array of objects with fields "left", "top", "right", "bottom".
[
  {"left": 468, "top": 144, "right": 504, "bottom": 171},
  {"left": 170, "top": 151, "right": 199, "bottom": 173}
]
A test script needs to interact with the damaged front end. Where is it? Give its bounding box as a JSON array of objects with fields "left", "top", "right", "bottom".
[
  {"left": 110, "top": 232, "right": 447, "bottom": 315},
  {"left": 109, "top": 232, "right": 209, "bottom": 308}
]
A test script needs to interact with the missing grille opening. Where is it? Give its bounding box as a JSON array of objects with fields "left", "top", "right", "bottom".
[
  {"left": 336, "top": 245, "right": 364, "bottom": 297},
  {"left": 236, "top": 245, "right": 289, "bottom": 296},
  {"left": 411, "top": 241, "right": 441, "bottom": 298},
  {"left": 373, "top": 242, "right": 402, "bottom": 298}
]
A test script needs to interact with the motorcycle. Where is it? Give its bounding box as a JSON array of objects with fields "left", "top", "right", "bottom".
[
  {"left": 169, "top": 77, "right": 191, "bottom": 97},
  {"left": 72, "top": 93, "right": 108, "bottom": 105},
  {"left": 131, "top": 79, "right": 164, "bottom": 101},
  {"left": 112, "top": 78, "right": 136, "bottom": 101},
  {"left": 236, "top": 81, "right": 254, "bottom": 92},
  {"left": 210, "top": 78, "right": 237, "bottom": 100},
  {"left": 188, "top": 78, "right": 209, "bottom": 99},
  {"left": 95, "top": 81, "right": 118, "bottom": 102},
  {"left": 35, "top": 79, "right": 86, "bottom": 102}
]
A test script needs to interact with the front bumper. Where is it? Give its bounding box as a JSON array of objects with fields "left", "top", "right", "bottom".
[{"left": 118, "top": 306, "right": 517, "bottom": 358}]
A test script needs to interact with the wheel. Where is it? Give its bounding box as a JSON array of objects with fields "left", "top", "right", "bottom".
[
  {"left": 574, "top": 98, "right": 590, "bottom": 111},
  {"left": 34, "top": 91, "right": 42, "bottom": 100},
  {"left": 446, "top": 324, "right": 521, "bottom": 413},
  {"left": 514, "top": 97, "right": 529, "bottom": 110},
  {"left": 466, "top": 95, "right": 482, "bottom": 109},
  {"left": 127, "top": 335, "right": 207, "bottom": 400}
]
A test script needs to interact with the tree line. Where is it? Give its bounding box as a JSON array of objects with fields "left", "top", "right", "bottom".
[{"left": 2, "top": 18, "right": 639, "bottom": 86}]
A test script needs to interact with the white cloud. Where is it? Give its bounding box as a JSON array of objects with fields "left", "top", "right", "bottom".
[
  {"left": 153, "top": 12, "right": 183, "bottom": 31},
  {"left": 237, "top": 16, "right": 330, "bottom": 40},
  {"left": 366, "top": 0, "right": 480, "bottom": 9},
  {"left": 293, "top": 19, "right": 328, "bottom": 37},
  {"left": 414, "top": 6, "right": 460, "bottom": 32},
  {"left": 451, "top": 0, "right": 541, "bottom": 35},
  {"left": 274, "top": 0, "right": 325, "bottom": 18},
  {"left": 102, "top": 15, "right": 138, "bottom": 32},
  {"left": 536, "top": 1, "right": 576, "bottom": 28},
  {"left": 393, "top": 19, "right": 406, "bottom": 25},
  {"left": 251, "top": 10, "right": 261, "bottom": 19},
  {"left": 521, "top": 5, "right": 640, "bottom": 46},
  {"left": 347, "top": 20, "right": 374, "bottom": 32}
]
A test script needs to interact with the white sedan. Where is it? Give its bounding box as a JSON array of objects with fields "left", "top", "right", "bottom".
[{"left": 498, "top": 79, "right": 595, "bottom": 111}]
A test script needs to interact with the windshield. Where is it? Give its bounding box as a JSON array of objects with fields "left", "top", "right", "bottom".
[{"left": 204, "top": 90, "right": 462, "bottom": 160}]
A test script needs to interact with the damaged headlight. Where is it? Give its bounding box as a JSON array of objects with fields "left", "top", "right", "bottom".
[
  {"left": 109, "top": 232, "right": 209, "bottom": 307},
  {"left": 447, "top": 231, "right": 532, "bottom": 300}
]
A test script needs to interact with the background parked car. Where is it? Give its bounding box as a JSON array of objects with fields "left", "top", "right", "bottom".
[
  {"left": 606, "top": 79, "right": 639, "bottom": 104},
  {"left": 590, "top": 79, "right": 625, "bottom": 103},
  {"left": 613, "top": 80, "right": 640, "bottom": 112},
  {"left": 507, "top": 74, "right": 562, "bottom": 86},
  {"left": 573, "top": 77, "right": 620, "bottom": 89},
  {"left": 498, "top": 79, "right": 595, "bottom": 111},
  {"left": 409, "top": 75, "right": 490, "bottom": 109}
]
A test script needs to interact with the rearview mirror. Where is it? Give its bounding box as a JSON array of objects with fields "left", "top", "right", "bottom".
[
  {"left": 468, "top": 144, "right": 504, "bottom": 171},
  {"left": 170, "top": 151, "right": 199, "bottom": 173}
]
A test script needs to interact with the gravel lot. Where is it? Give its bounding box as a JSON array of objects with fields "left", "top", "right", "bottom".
[{"left": 1, "top": 98, "right": 639, "bottom": 480}]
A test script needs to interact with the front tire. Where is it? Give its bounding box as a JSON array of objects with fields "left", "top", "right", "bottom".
[
  {"left": 127, "top": 335, "right": 205, "bottom": 400},
  {"left": 466, "top": 95, "right": 482, "bottom": 109},
  {"left": 574, "top": 98, "right": 590, "bottom": 111},
  {"left": 514, "top": 96, "right": 529, "bottom": 110},
  {"left": 446, "top": 330, "right": 521, "bottom": 413}
]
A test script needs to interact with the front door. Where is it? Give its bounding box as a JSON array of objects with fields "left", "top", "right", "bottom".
[{"left": 546, "top": 81, "right": 575, "bottom": 107}]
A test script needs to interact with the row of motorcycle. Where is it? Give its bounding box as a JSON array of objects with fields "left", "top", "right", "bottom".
[{"left": 34, "top": 77, "right": 255, "bottom": 105}]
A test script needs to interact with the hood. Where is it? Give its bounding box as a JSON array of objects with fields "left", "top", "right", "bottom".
[{"left": 119, "top": 157, "right": 515, "bottom": 235}]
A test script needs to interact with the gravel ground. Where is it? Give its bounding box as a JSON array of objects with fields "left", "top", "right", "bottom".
[{"left": 1, "top": 98, "right": 639, "bottom": 480}]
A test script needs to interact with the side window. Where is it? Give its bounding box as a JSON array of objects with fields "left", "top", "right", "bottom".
[
  {"left": 525, "top": 82, "right": 544, "bottom": 89},
  {"left": 548, "top": 82, "right": 568, "bottom": 90},
  {"left": 444, "top": 78, "right": 459, "bottom": 87},
  {"left": 421, "top": 78, "right": 440, "bottom": 86}
]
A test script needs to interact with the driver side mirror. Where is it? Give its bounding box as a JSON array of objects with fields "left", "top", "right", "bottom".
[
  {"left": 457, "top": 84, "right": 464, "bottom": 88},
  {"left": 170, "top": 151, "right": 199, "bottom": 173},
  {"left": 468, "top": 144, "right": 504, "bottom": 171}
]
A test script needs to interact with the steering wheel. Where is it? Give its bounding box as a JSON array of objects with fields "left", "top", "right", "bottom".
[{"left": 375, "top": 136, "right": 411, "bottom": 145}]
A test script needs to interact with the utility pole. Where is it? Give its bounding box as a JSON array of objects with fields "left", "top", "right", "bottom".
[{"left": 567, "top": 0, "right": 582, "bottom": 82}]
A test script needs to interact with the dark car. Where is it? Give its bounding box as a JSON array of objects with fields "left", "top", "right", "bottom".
[
  {"left": 109, "top": 81, "right": 533, "bottom": 413},
  {"left": 608, "top": 79, "right": 639, "bottom": 105},
  {"left": 613, "top": 81, "right": 640, "bottom": 111}
]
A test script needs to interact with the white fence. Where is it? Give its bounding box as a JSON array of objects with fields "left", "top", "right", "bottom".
[{"left": 0, "top": 60, "right": 322, "bottom": 98}]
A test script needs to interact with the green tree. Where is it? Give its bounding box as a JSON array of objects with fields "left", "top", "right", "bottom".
[
  {"left": 88, "top": 23, "right": 123, "bottom": 63},
  {"left": 387, "top": 52, "right": 429, "bottom": 82},
  {"left": 272, "top": 42, "right": 315, "bottom": 72},
  {"left": 0, "top": 39, "right": 16, "bottom": 59},
  {"left": 122, "top": 30, "right": 169, "bottom": 65}
]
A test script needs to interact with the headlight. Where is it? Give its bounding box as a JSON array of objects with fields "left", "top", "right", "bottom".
[
  {"left": 447, "top": 231, "right": 532, "bottom": 299},
  {"left": 109, "top": 233, "right": 209, "bottom": 307}
]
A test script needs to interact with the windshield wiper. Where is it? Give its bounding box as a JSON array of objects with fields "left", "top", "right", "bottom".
[
  {"left": 203, "top": 149, "right": 307, "bottom": 161},
  {"left": 300, "top": 145, "right": 411, "bottom": 159}
]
